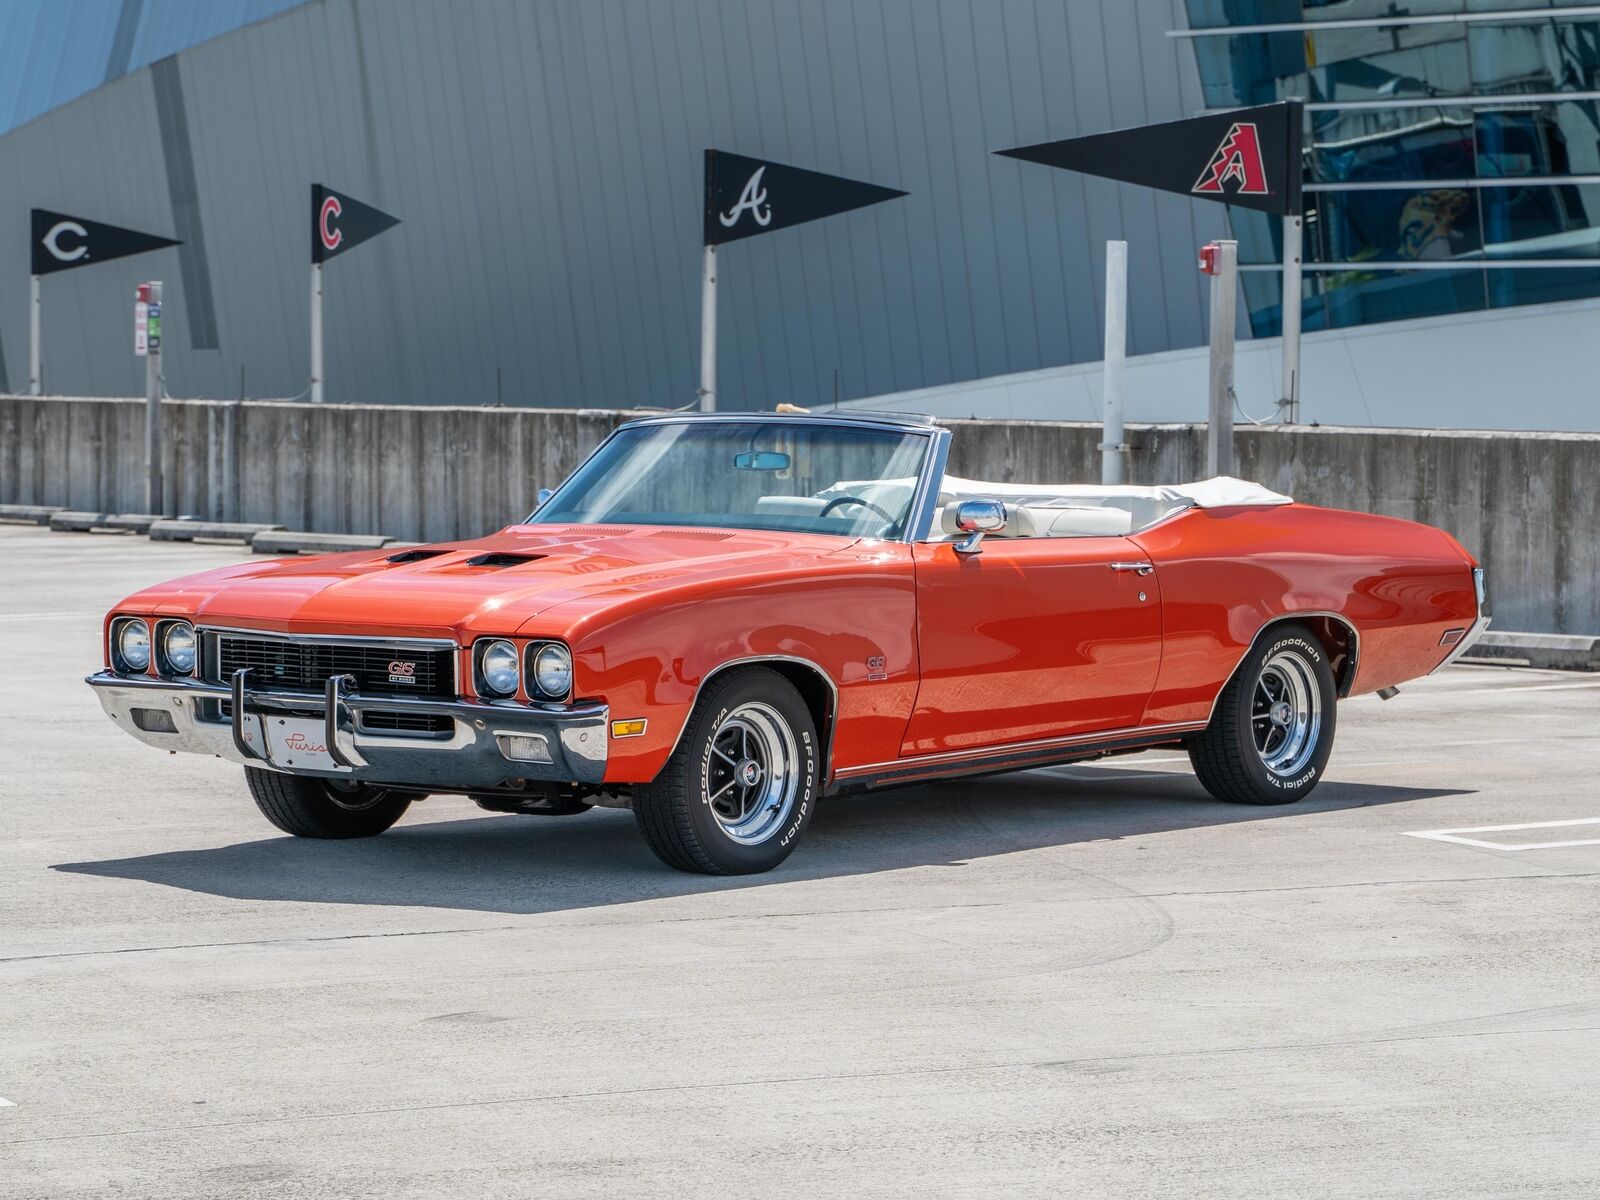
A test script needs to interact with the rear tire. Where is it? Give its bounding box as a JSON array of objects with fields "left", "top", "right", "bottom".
[
  {"left": 1188, "top": 622, "right": 1337, "bottom": 806},
  {"left": 244, "top": 768, "right": 412, "bottom": 838},
  {"left": 633, "top": 668, "right": 819, "bottom": 875}
]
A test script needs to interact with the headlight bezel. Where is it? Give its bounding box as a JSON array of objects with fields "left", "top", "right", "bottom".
[
  {"left": 110, "top": 616, "right": 152, "bottom": 675},
  {"left": 155, "top": 619, "right": 198, "bottom": 677},
  {"left": 527, "top": 641, "right": 573, "bottom": 702},
  {"left": 475, "top": 638, "right": 522, "bottom": 699}
]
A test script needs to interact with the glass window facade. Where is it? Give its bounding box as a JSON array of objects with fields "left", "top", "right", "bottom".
[{"left": 1184, "top": 1, "right": 1600, "bottom": 335}]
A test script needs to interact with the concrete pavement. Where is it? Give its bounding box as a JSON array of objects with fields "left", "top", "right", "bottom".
[{"left": 2, "top": 523, "right": 1597, "bottom": 1198}]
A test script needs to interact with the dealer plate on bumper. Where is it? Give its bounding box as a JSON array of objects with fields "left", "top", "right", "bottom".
[{"left": 264, "top": 716, "right": 350, "bottom": 773}]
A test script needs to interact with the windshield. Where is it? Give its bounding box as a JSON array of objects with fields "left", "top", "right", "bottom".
[{"left": 531, "top": 420, "right": 932, "bottom": 539}]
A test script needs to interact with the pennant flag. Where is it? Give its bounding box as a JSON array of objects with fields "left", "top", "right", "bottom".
[
  {"left": 704, "top": 150, "right": 907, "bottom": 246},
  {"left": 312, "top": 183, "right": 400, "bottom": 263},
  {"left": 30, "top": 209, "right": 180, "bottom": 276},
  {"left": 995, "top": 100, "right": 1303, "bottom": 217}
]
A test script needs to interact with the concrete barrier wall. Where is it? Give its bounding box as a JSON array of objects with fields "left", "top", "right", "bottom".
[{"left": 3, "top": 395, "right": 1596, "bottom": 634}]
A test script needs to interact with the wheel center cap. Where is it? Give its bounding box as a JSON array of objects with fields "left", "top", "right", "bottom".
[
  {"left": 1270, "top": 701, "right": 1293, "bottom": 726},
  {"left": 737, "top": 759, "right": 763, "bottom": 787}
]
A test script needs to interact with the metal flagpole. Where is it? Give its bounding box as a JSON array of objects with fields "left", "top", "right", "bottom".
[
  {"left": 28, "top": 274, "right": 41, "bottom": 394},
  {"left": 144, "top": 281, "right": 164, "bottom": 514},
  {"left": 1205, "top": 240, "right": 1238, "bottom": 478},
  {"left": 1279, "top": 213, "right": 1303, "bottom": 423},
  {"left": 698, "top": 245, "right": 717, "bottom": 411},
  {"left": 309, "top": 262, "right": 324, "bottom": 403},
  {"left": 1099, "top": 240, "right": 1128, "bottom": 484}
]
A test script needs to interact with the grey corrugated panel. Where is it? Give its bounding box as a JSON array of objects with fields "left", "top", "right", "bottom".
[{"left": 0, "top": 0, "right": 1237, "bottom": 413}]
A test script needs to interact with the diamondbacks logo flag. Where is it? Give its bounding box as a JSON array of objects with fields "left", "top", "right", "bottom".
[
  {"left": 995, "top": 100, "right": 1302, "bottom": 217},
  {"left": 311, "top": 183, "right": 400, "bottom": 263},
  {"left": 30, "top": 209, "right": 180, "bottom": 276},
  {"left": 704, "top": 150, "right": 907, "bottom": 246}
]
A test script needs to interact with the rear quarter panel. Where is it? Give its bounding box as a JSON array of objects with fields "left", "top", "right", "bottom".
[{"left": 1133, "top": 504, "right": 1478, "bottom": 724}]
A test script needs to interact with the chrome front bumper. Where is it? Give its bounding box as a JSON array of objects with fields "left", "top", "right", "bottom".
[{"left": 86, "top": 670, "right": 608, "bottom": 789}]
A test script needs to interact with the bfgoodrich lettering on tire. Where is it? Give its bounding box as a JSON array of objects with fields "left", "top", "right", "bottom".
[
  {"left": 632, "top": 667, "right": 819, "bottom": 874},
  {"left": 1187, "top": 622, "right": 1338, "bottom": 806}
]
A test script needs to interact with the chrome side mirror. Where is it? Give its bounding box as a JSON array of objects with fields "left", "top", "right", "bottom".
[
  {"left": 535, "top": 487, "right": 554, "bottom": 510},
  {"left": 953, "top": 499, "right": 1007, "bottom": 555}
]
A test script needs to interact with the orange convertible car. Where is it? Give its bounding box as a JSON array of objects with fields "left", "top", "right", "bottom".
[{"left": 90, "top": 412, "right": 1486, "bottom": 874}]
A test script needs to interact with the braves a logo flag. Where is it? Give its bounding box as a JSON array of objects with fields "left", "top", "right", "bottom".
[
  {"left": 312, "top": 183, "right": 400, "bottom": 263},
  {"left": 705, "top": 150, "right": 906, "bottom": 246},
  {"left": 995, "top": 100, "right": 1302, "bottom": 217},
  {"left": 30, "top": 209, "right": 180, "bottom": 276}
]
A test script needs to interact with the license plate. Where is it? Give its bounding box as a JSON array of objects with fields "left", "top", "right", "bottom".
[{"left": 264, "top": 715, "right": 350, "bottom": 773}]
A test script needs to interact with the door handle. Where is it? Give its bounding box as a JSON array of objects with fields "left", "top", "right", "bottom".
[{"left": 1109, "top": 561, "right": 1154, "bottom": 576}]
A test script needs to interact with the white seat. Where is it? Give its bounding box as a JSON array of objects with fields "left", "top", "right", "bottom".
[{"left": 936, "top": 501, "right": 1127, "bottom": 539}]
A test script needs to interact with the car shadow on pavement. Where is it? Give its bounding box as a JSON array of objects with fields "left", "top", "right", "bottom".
[{"left": 50, "top": 766, "right": 1471, "bottom": 915}]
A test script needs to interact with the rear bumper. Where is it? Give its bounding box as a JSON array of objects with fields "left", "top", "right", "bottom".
[{"left": 86, "top": 670, "right": 608, "bottom": 789}]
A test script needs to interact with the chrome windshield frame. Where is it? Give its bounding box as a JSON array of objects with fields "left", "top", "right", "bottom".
[{"left": 524, "top": 412, "right": 950, "bottom": 546}]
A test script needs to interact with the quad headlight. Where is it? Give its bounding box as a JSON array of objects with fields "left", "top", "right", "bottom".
[
  {"left": 529, "top": 642, "right": 573, "bottom": 701},
  {"left": 478, "top": 639, "right": 521, "bottom": 697},
  {"left": 159, "top": 621, "right": 197, "bottom": 675},
  {"left": 112, "top": 618, "right": 151, "bottom": 673}
]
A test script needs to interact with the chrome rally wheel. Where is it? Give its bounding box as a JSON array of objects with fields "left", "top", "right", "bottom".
[
  {"left": 707, "top": 702, "right": 801, "bottom": 846},
  {"left": 1251, "top": 650, "right": 1324, "bottom": 779},
  {"left": 633, "top": 667, "right": 820, "bottom": 875},
  {"left": 1189, "top": 622, "right": 1338, "bottom": 806}
]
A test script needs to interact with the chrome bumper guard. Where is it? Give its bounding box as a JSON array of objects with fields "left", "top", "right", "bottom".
[{"left": 86, "top": 669, "right": 608, "bottom": 789}]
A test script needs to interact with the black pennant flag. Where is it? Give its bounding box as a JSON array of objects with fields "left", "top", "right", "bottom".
[
  {"left": 996, "top": 101, "right": 1303, "bottom": 217},
  {"left": 312, "top": 183, "right": 400, "bottom": 263},
  {"left": 704, "top": 150, "right": 907, "bottom": 246},
  {"left": 30, "top": 209, "right": 180, "bottom": 276}
]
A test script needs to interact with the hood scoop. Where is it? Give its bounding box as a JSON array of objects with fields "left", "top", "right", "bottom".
[
  {"left": 385, "top": 548, "right": 447, "bottom": 564},
  {"left": 464, "top": 551, "right": 547, "bottom": 569}
]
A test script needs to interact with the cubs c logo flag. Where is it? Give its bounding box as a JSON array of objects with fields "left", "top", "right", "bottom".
[
  {"left": 704, "top": 150, "right": 907, "bottom": 246},
  {"left": 311, "top": 183, "right": 400, "bottom": 263},
  {"left": 30, "top": 208, "right": 180, "bottom": 276},
  {"left": 995, "top": 100, "right": 1302, "bottom": 217}
]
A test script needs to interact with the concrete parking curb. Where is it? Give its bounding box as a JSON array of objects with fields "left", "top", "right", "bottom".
[
  {"left": 1461, "top": 631, "right": 1600, "bottom": 672},
  {"left": 0, "top": 504, "right": 63, "bottom": 525},
  {"left": 252, "top": 530, "right": 394, "bottom": 555},
  {"left": 48, "top": 510, "right": 113, "bottom": 532},
  {"left": 149, "top": 520, "right": 283, "bottom": 544},
  {"left": 101, "top": 513, "right": 166, "bottom": 534}
]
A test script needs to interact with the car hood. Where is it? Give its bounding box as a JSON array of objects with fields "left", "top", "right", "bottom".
[{"left": 118, "top": 524, "right": 865, "bottom": 638}]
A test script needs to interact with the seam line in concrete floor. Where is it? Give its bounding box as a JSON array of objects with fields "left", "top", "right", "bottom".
[
  {"left": 4, "top": 1023, "right": 1598, "bottom": 1150},
  {"left": 5, "top": 869, "right": 1593, "bottom": 966}
]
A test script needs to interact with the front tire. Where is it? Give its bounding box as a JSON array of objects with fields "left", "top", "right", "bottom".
[
  {"left": 633, "top": 668, "right": 819, "bottom": 874},
  {"left": 1188, "top": 622, "right": 1337, "bottom": 806},
  {"left": 244, "top": 768, "right": 413, "bottom": 838}
]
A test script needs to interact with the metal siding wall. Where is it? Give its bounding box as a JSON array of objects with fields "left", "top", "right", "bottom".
[{"left": 0, "top": 0, "right": 1230, "bottom": 413}]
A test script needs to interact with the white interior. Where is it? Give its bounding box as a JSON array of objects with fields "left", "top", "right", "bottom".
[{"left": 795, "top": 473, "right": 1292, "bottom": 540}]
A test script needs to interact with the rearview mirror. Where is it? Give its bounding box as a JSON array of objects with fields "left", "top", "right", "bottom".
[
  {"left": 733, "top": 451, "right": 792, "bottom": 471},
  {"left": 953, "top": 499, "right": 1007, "bottom": 555},
  {"left": 535, "top": 487, "right": 554, "bottom": 510}
]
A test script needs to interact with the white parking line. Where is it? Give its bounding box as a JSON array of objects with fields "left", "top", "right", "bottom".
[
  {"left": 0, "top": 1097, "right": 14, "bottom": 1107},
  {"left": 1404, "top": 818, "right": 1600, "bottom": 851},
  {"left": 0, "top": 611, "right": 99, "bottom": 622},
  {"left": 1427, "top": 681, "right": 1600, "bottom": 697}
]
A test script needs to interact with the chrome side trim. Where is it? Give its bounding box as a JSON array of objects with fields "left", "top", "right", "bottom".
[
  {"left": 836, "top": 719, "right": 1209, "bottom": 780},
  {"left": 1202, "top": 611, "right": 1363, "bottom": 729},
  {"left": 662, "top": 655, "right": 842, "bottom": 780}
]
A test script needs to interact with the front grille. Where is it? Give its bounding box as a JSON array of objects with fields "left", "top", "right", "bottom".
[
  {"left": 212, "top": 634, "right": 455, "bottom": 698},
  {"left": 360, "top": 711, "right": 454, "bottom": 736}
]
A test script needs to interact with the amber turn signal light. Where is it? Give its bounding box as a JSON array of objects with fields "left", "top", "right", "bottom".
[{"left": 611, "top": 719, "right": 647, "bottom": 738}]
